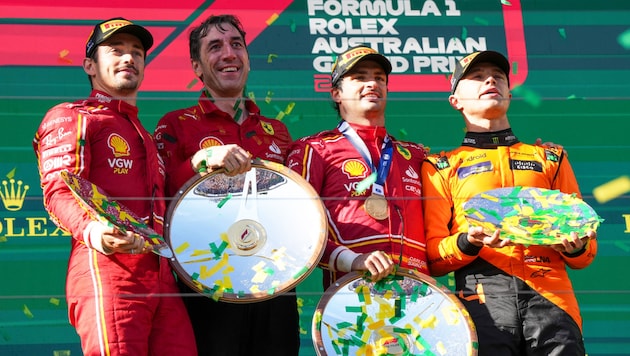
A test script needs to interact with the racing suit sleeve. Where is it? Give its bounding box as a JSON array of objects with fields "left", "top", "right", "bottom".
[
  {"left": 33, "top": 105, "right": 104, "bottom": 251},
  {"left": 551, "top": 151, "right": 598, "bottom": 269},
  {"left": 420, "top": 158, "right": 480, "bottom": 276},
  {"left": 154, "top": 114, "right": 197, "bottom": 197},
  {"left": 286, "top": 139, "right": 358, "bottom": 272}
]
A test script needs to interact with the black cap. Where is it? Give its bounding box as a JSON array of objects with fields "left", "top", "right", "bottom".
[
  {"left": 85, "top": 17, "right": 153, "bottom": 58},
  {"left": 331, "top": 45, "right": 392, "bottom": 86},
  {"left": 450, "top": 51, "right": 510, "bottom": 94}
]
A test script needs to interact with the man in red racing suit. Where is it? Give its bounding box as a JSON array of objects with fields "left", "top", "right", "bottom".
[
  {"left": 33, "top": 18, "right": 196, "bottom": 356},
  {"left": 287, "top": 45, "right": 429, "bottom": 289},
  {"left": 154, "top": 15, "right": 297, "bottom": 356},
  {"left": 421, "top": 50, "right": 597, "bottom": 355}
]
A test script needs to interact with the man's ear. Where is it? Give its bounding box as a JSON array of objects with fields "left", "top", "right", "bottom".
[
  {"left": 448, "top": 94, "right": 462, "bottom": 111},
  {"left": 331, "top": 87, "right": 341, "bottom": 104},
  {"left": 191, "top": 59, "right": 203, "bottom": 78},
  {"left": 83, "top": 57, "right": 96, "bottom": 76}
]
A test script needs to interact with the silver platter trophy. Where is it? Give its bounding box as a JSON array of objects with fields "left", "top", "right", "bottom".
[
  {"left": 165, "top": 159, "right": 327, "bottom": 303},
  {"left": 312, "top": 268, "right": 478, "bottom": 355}
]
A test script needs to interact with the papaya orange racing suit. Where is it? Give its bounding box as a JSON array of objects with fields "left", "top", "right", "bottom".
[{"left": 421, "top": 129, "right": 597, "bottom": 355}]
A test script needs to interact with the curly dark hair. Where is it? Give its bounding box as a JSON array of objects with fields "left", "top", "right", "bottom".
[{"left": 189, "top": 14, "right": 247, "bottom": 62}]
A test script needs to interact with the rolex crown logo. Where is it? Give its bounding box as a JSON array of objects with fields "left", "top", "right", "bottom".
[{"left": 1, "top": 179, "right": 29, "bottom": 211}]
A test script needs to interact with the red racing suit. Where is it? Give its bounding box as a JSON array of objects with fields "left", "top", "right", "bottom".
[
  {"left": 154, "top": 92, "right": 297, "bottom": 356},
  {"left": 33, "top": 90, "right": 196, "bottom": 356},
  {"left": 286, "top": 122, "right": 429, "bottom": 289},
  {"left": 421, "top": 129, "right": 597, "bottom": 355}
]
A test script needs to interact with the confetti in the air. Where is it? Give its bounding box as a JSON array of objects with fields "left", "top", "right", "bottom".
[
  {"left": 558, "top": 28, "right": 567, "bottom": 39},
  {"left": 356, "top": 173, "right": 377, "bottom": 194},
  {"left": 593, "top": 176, "right": 630, "bottom": 204},
  {"left": 500, "top": 0, "right": 512, "bottom": 5},
  {"left": 265, "top": 91, "right": 274, "bottom": 104},
  {"left": 618, "top": 28, "right": 630, "bottom": 49},
  {"left": 267, "top": 54, "right": 278, "bottom": 63},
  {"left": 187, "top": 78, "right": 199, "bottom": 89},
  {"left": 474, "top": 17, "right": 489, "bottom": 26},
  {"left": 23, "top": 304, "right": 34, "bottom": 318},
  {"left": 290, "top": 20, "right": 297, "bottom": 33},
  {"left": 266, "top": 13, "right": 279, "bottom": 25},
  {"left": 511, "top": 85, "right": 542, "bottom": 107}
]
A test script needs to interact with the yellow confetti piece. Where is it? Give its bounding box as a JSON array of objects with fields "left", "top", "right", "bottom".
[
  {"left": 593, "top": 176, "right": 630, "bottom": 204},
  {"left": 199, "top": 252, "right": 229, "bottom": 279},
  {"left": 0, "top": 236, "right": 7, "bottom": 242},
  {"left": 275, "top": 111, "right": 286, "bottom": 121},
  {"left": 252, "top": 261, "right": 266, "bottom": 272},
  {"left": 53, "top": 351, "right": 71, "bottom": 356},
  {"left": 480, "top": 193, "right": 499, "bottom": 202},
  {"left": 266, "top": 13, "right": 279, "bottom": 25},
  {"left": 175, "top": 242, "right": 190, "bottom": 254},
  {"left": 252, "top": 269, "right": 269, "bottom": 283},
  {"left": 284, "top": 102, "right": 296, "bottom": 114},
  {"left": 23, "top": 304, "right": 34, "bottom": 318},
  {"left": 368, "top": 319, "right": 386, "bottom": 330},
  {"left": 49, "top": 298, "right": 60, "bottom": 306},
  {"left": 265, "top": 90, "right": 274, "bottom": 104},
  {"left": 441, "top": 304, "right": 461, "bottom": 325},
  {"left": 437, "top": 340, "right": 447, "bottom": 355},
  {"left": 190, "top": 249, "right": 211, "bottom": 257},
  {"left": 267, "top": 53, "right": 278, "bottom": 63},
  {"left": 250, "top": 285, "right": 261, "bottom": 294},
  {"left": 419, "top": 315, "right": 438, "bottom": 329}
]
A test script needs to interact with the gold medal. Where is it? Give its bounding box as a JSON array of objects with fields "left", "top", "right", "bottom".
[{"left": 364, "top": 194, "right": 388, "bottom": 220}]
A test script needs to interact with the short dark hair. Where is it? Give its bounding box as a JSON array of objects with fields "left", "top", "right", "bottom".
[{"left": 189, "top": 15, "right": 247, "bottom": 61}]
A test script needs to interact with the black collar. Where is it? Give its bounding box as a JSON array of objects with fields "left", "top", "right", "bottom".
[{"left": 461, "top": 128, "right": 519, "bottom": 148}]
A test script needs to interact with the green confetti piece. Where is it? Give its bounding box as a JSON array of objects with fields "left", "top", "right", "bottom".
[
  {"left": 473, "top": 17, "right": 489, "bottom": 25},
  {"left": 336, "top": 321, "right": 354, "bottom": 330},
  {"left": 558, "top": 28, "right": 566, "bottom": 39},
  {"left": 512, "top": 61, "right": 518, "bottom": 76},
  {"left": 618, "top": 29, "right": 630, "bottom": 49},
  {"left": 0, "top": 236, "right": 7, "bottom": 243},
  {"left": 356, "top": 312, "right": 367, "bottom": 327},
  {"left": 500, "top": 0, "right": 512, "bottom": 5},
  {"left": 398, "top": 128, "right": 408, "bottom": 137},
  {"left": 217, "top": 193, "right": 232, "bottom": 208},
  {"left": 267, "top": 54, "right": 278, "bottom": 63},
  {"left": 345, "top": 306, "right": 363, "bottom": 313},
  {"left": 49, "top": 298, "right": 60, "bottom": 306},
  {"left": 511, "top": 85, "right": 542, "bottom": 108},
  {"left": 287, "top": 114, "right": 302, "bottom": 123},
  {"left": 479, "top": 207, "right": 503, "bottom": 221},
  {"left": 394, "top": 298, "right": 402, "bottom": 317},
  {"left": 187, "top": 78, "right": 199, "bottom": 89},
  {"left": 292, "top": 266, "right": 309, "bottom": 280},
  {"left": 461, "top": 26, "right": 468, "bottom": 40},
  {"left": 290, "top": 20, "right": 296, "bottom": 32},
  {"left": 209, "top": 240, "right": 228, "bottom": 258},
  {"left": 355, "top": 173, "right": 377, "bottom": 194}
]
